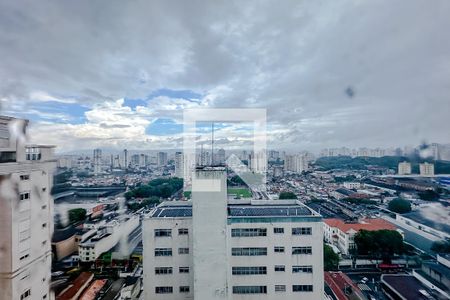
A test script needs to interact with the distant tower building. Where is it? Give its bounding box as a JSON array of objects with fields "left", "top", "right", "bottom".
[
  {"left": 131, "top": 154, "right": 139, "bottom": 167},
  {"left": 113, "top": 155, "right": 121, "bottom": 169},
  {"left": 0, "top": 116, "right": 55, "bottom": 300},
  {"left": 249, "top": 150, "right": 267, "bottom": 173},
  {"left": 284, "top": 154, "right": 308, "bottom": 173},
  {"left": 420, "top": 162, "right": 435, "bottom": 176},
  {"left": 157, "top": 152, "right": 168, "bottom": 167},
  {"left": 431, "top": 143, "right": 440, "bottom": 160},
  {"left": 175, "top": 152, "right": 184, "bottom": 178},
  {"left": 93, "top": 148, "right": 102, "bottom": 175},
  {"left": 215, "top": 148, "right": 226, "bottom": 165},
  {"left": 123, "top": 149, "right": 128, "bottom": 169},
  {"left": 139, "top": 154, "right": 148, "bottom": 168},
  {"left": 398, "top": 161, "right": 412, "bottom": 175}
]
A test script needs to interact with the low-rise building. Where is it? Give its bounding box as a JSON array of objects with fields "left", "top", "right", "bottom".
[
  {"left": 79, "top": 215, "right": 139, "bottom": 262},
  {"left": 323, "top": 218, "right": 397, "bottom": 255},
  {"left": 398, "top": 161, "right": 412, "bottom": 175}
]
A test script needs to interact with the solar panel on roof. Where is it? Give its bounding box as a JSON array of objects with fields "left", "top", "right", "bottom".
[{"left": 151, "top": 205, "right": 311, "bottom": 218}]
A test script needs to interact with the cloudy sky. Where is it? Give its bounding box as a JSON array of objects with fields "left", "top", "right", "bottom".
[{"left": 0, "top": 0, "right": 449, "bottom": 153}]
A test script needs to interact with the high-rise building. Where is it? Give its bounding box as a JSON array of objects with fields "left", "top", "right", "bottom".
[
  {"left": 420, "top": 162, "right": 435, "bottom": 176},
  {"left": 0, "top": 116, "right": 56, "bottom": 300},
  {"left": 249, "top": 150, "right": 267, "bottom": 173},
  {"left": 174, "top": 152, "right": 184, "bottom": 178},
  {"left": 139, "top": 154, "right": 148, "bottom": 168},
  {"left": 93, "top": 148, "right": 102, "bottom": 175},
  {"left": 123, "top": 149, "right": 128, "bottom": 170},
  {"left": 398, "top": 161, "right": 412, "bottom": 175},
  {"left": 131, "top": 154, "right": 139, "bottom": 167},
  {"left": 215, "top": 148, "right": 226, "bottom": 165},
  {"left": 143, "top": 167, "right": 324, "bottom": 299},
  {"left": 284, "top": 154, "right": 308, "bottom": 173},
  {"left": 157, "top": 152, "right": 168, "bottom": 167}
]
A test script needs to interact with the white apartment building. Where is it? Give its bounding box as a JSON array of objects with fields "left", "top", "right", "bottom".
[
  {"left": 0, "top": 116, "right": 56, "bottom": 300},
  {"left": 420, "top": 162, "right": 435, "bottom": 176},
  {"left": 323, "top": 218, "right": 397, "bottom": 255},
  {"left": 79, "top": 214, "right": 139, "bottom": 262},
  {"left": 143, "top": 167, "right": 324, "bottom": 300},
  {"left": 284, "top": 154, "right": 308, "bottom": 173},
  {"left": 398, "top": 161, "right": 412, "bottom": 175},
  {"left": 157, "top": 151, "right": 168, "bottom": 167}
]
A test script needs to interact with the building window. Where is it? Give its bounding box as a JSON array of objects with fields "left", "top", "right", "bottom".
[
  {"left": 179, "top": 286, "right": 190, "bottom": 293},
  {"left": 231, "top": 228, "right": 267, "bottom": 237},
  {"left": 292, "top": 266, "right": 313, "bottom": 273},
  {"left": 232, "top": 266, "right": 267, "bottom": 275},
  {"left": 178, "top": 228, "right": 189, "bottom": 235},
  {"left": 179, "top": 267, "right": 190, "bottom": 274},
  {"left": 19, "top": 253, "right": 30, "bottom": 261},
  {"left": 19, "top": 192, "right": 30, "bottom": 201},
  {"left": 232, "top": 247, "right": 267, "bottom": 256},
  {"left": 275, "top": 285, "right": 286, "bottom": 292},
  {"left": 154, "top": 248, "right": 172, "bottom": 256},
  {"left": 42, "top": 223, "right": 47, "bottom": 228},
  {"left": 293, "top": 285, "right": 313, "bottom": 292},
  {"left": 20, "top": 174, "right": 30, "bottom": 181},
  {"left": 274, "top": 265, "right": 285, "bottom": 272},
  {"left": 20, "top": 289, "right": 31, "bottom": 300},
  {"left": 41, "top": 205, "right": 47, "bottom": 210},
  {"left": 232, "top": 286, "right": 267, "bottom": 294},
  {"left": 273, "top": 227, "right": 284, "bottom": 234},
  {"left": 154, "top": 229, "right": 172, "bottom": 237},
  {"left": 155, "top": 287, "right": 173, "bottom": 294},
  {"left": 292, "top": 227, "right": 312, "bottom": 235},
  {"left": 155, "top": 267, "right": 172, "bottom": 274},
  {"left": 274, "top": 246, "right": 285, "bottom": 253},
  {"left": 25, "top": 147, "right": 41, "bottom": 161},
  {"left": 0, "top": 151, "right": 16, "bottom": 163},
  {"left": 292, "top": 246, "right": 312, "bottom": 255},
  {"left": 178, "top": 247, "right": 189, "bottom": 254}
]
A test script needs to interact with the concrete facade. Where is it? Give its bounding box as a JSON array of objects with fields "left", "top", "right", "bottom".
[{"left": 143, "top": 168, "right": 324, "bottom": 300}]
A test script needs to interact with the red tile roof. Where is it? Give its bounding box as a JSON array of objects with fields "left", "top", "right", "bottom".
[
  {"left": 80, "top": 279, "right": 107, "bottom": 300},
  {"left": 324, "top": 218, "right": 396, "bottom": 233}
]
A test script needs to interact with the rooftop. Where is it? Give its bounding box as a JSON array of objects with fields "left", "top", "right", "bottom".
[
  {"left": 324, "top": 218, "right": 396, "bottom": 233},
  {"left": 381, "top": 274, "right": 437, "bottom": 300},
  {"left": 148, "top": 200, "right": 318, "bottom": 219}
]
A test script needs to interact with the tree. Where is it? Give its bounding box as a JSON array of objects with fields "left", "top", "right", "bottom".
[
  {"left": 68, "top": 208, "right": 87, "bottom": 224},
  {"left": 388, "top": 198, "right": 411, "bottom": 214},
  {"left": 324, "top": 245, "right": 340, "bottom": 271},
  {"left": 431, "top": 240, "right": 450, "bottom": 253},
  {"left": 279, "top": 191, "right": 297, "bottom": 199},
  {"left": 354, "top": 229, "right": 405, "bottom": 263}
]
